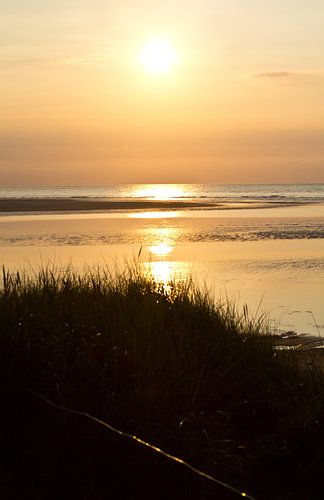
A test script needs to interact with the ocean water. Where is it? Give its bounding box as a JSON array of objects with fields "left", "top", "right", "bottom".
[
  {"left": 1, "top": 184, "right": 324, "bottom": 337},
  {"left": 1, "top": 183, "right": 324, "bottom": 245},
  {"left": 1, "top": 183, "right": 324, "bottom": 206},
  {"left": 1, "top": 215, "right": 324, "bottom": 246}
]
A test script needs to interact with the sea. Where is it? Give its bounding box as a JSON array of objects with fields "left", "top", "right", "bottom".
[
  {"left": 1, "top": 183, "right": 324, "bottom": 205},
  {"left": 1, "top": 183, "right": 324, "bottom": 340}
]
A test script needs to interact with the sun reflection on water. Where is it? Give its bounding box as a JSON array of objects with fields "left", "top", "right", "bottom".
[
  {"left": 131, "top": 208, "right": 189, "bottom": 288},
  {"left": 147, "top": 261, "right": 175, "bottom": 285},
  {"left": 128, "top": 211, "right": 179, "bottom": 219},
  {"left": 132, "top": 184, "right": 189, "bottom": 201},
  {"left": 144, "top": 233, "right": 189, "bottom": 288},
  {"left": 142, "top": 226, "right": 181, "bottom": 246},
  {"left": 144, "top": 260, "right": 190, "bottom": 289},
  {"left": 149, "top": 243, "right": 174, "bottom": 257}
]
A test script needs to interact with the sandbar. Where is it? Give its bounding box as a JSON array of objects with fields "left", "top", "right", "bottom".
[
  {"left": 0, "top": 198, "right": 216, "bottom": 213},
  {"left": 0, "top": 198, "right": 316, "bottom": 214}
]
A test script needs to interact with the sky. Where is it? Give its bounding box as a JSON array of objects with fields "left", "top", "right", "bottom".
[{"left": 1, "top": 0, "right": 324, "bottom": 184}]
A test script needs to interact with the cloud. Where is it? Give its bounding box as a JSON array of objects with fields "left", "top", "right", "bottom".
[
  {"left": 252, "top": 71, "right": 324, "bottom": 86},
  {"left": 253, "top": 71, "right": 295, "bottom": 79}
]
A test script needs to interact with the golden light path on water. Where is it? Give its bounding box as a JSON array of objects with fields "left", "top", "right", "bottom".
[
  {"left": 148, "top": 238, "right": 176, "bottom": 285},
  {"left": 144, "top": 226, "right": 181, "bottom": 246},
  {"left": 131, "top": 184, "right": 190, "bottom": 200},
  {"left": 1, "top": 198, "right": 324, "bottom": 337},
  {"left": 128, "top": 211, "right": 179, "bottom": 219},
  {"left": 149, "top": 243, "right": 174, "bottom": 257},
  {"left": 146, "top": 233, "right": 189, "bottom": 288},
  {"left": 129, "top": 212, "right": 184, "bottom": 288}
]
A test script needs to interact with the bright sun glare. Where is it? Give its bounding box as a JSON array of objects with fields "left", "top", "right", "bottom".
[
  {"left": 149, "top": 243, "right": 174, "bottom": 257},
  {"left": 139, "top": 39, "right": 177, "bottom": 74},
  {"left": 133, "top": 185, "right": 186, "bottom": 200}
]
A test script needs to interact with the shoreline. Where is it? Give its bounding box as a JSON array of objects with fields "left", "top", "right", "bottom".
[
  {"left": 0, "top": 197, "right": 318, "bottom": 214},
  {"left": 0, "top": 198, "right": 215, "bottom": 213}
]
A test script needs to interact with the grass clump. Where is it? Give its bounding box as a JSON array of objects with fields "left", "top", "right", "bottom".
[{"left": 0, "top": 265, "right": 323, "bottom": 499}]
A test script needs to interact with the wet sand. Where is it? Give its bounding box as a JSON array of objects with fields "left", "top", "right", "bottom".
[
  {"left": 0, "top": 198, "right": 319, "bottom": 214},
  {"left": 1, "top": 204, "right": 323, "bottom": 338},
  {"left": 0, "top": 198, "right": 215, "bottom": 213}
]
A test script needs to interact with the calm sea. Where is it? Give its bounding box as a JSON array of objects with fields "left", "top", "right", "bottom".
[
  {"left": 1, "top": 183, "right": 324, "bottom": 244},
  {"left": 1, "top": 183, "right": 324, "bottom": 336},
  {"left": 1, "top": 183, "right": 324, "bottom": 206}
]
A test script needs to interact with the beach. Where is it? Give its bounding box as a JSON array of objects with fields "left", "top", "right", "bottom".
[
  {"left": 0, "top": 198, "right": 217, "bottom": 213},
  {"left": 1, "top": 187, "right": 324, "bottom": 340},
  {"left": 1, "top": 185, "right": 324, "bottom": 338},
  {"left": 0, "top": 196, "right": 317, "bottom": 214},
  {"left": 3, "top": 2, "right": 324, "bottom": 494}
]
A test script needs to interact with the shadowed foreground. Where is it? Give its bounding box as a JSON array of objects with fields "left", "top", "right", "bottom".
[{"left": 0, "top": 266, "right": 323, "bottom": 499}]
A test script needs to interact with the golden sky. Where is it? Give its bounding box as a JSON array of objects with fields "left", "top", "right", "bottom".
[{"left": 1, "top": 0, "right": 324, "bottom": 184}]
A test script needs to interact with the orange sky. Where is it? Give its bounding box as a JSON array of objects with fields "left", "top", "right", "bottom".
[{"left": 1, "top": 0, "right": 324, "bottom": 184}]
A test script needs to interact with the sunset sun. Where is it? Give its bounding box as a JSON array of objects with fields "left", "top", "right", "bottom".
[{"left": 139, "top": 38, "right": 177, "bottom": 74}]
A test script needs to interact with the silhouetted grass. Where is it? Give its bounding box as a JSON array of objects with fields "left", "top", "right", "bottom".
[{"left": 0, "top": 265, "right": 323, "bottom": 499}]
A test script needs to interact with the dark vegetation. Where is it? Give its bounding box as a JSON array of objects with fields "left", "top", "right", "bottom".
[{"left": 0, "top": 265, "right": 323, "bottom": 499}]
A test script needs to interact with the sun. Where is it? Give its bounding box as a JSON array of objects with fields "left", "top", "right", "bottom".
[{"left": 139, "top": 39, "right": 177, "bottom": 74}]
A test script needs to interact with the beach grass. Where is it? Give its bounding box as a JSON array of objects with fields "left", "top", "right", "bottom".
[{"left": 0, "top": 264, "right": 323, "bottom": 499}]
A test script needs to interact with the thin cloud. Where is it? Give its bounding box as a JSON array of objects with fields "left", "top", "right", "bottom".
[
  {"left": 0, "top": 57, "right": 58, "bottom": 67},
  {"left": 252, "top": 71, "right": 324, "bottom": 86},
  {"left": 64, "top": 53, "right": 116, "bottom": 66},
  {"left": 0, "top": 53, "right": 115, "bottom": 69},
  {"left": 254, "top": 71, "right": 295, "bottom": 79}
]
